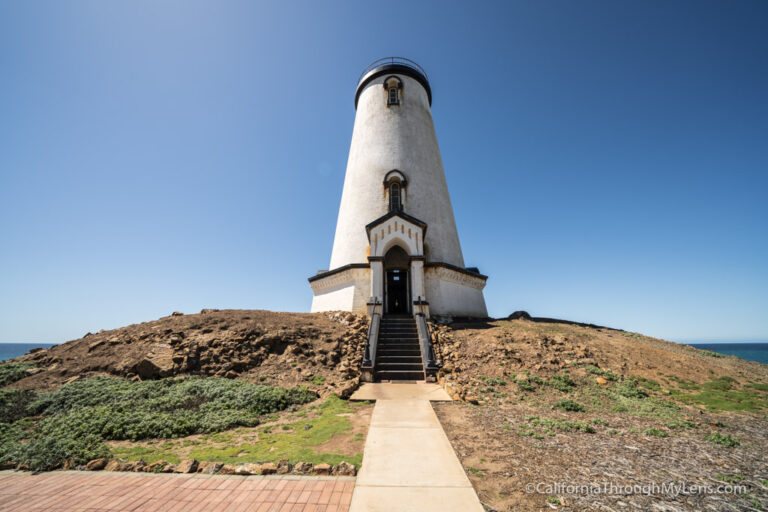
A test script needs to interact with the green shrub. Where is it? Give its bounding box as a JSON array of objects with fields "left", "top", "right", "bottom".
[
  {"left": 0, "top": 389, "right": 37, "bottom": 423},
  {"left": 585, "top": 365, "right": 618, "bottom": 381},
  {"left": 547, "top": 374, "right": 576, "bottom": 392},
  {"left": 0, "top": 362, "right": 34, "bottom": 387},
  {"left": 708, "top": 432, "right": 740, "bottom": 447},
  {"left": 616, "top": 380, "right": 649, "bottom": 399},
  {"left": 0, "top": 376, "right": 316, "bottom": 471},
  {"left": 480, "top": 376, "right": 507, "bottom": 386},
  {"left": 555, "top": 399, "right": 585, "bottom": 412},
  {"left": 644, "top": 428, "right": 669, "bottom": 438},
  {"left": 516, "top": 378, "right": 535, "bottom": 391}
]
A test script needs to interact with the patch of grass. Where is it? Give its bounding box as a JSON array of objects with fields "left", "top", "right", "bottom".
[
  {"left": 643, "top": 428, "right": 669, "bottom": 438},
  {"left": 527, "top": 416, "right": 594, "bottom": 433},
  {"left": 516, "top": 378, "right": 535, "bottom": 392},
  {"left": 667, "top": 420, "right": 697, "bottom": 429},
  {"left": 480, "top": 376, "right": 506, "bottom": 386},
  {"left": 699, "top": 350, "right": 724, "bottom": 358},
  {"left": 591, "top": 418, "right": 609, "bottom": 426},
  {"left": 0, "top": 362, "right": 34, "bottom": 387},
  {"left": 582, "top": 383, "right": 682, "bottom": 420},
  {"left": 616, "top": 380, "right": 649, "bottom": 399},
  {"left": 467, "top": 466, "right": 484, "bottom": 477},
  {"left": 749, "top": 383, "right": 768, "bottom": 392},
  {"left": 110, "top": 445, "right": 181, "bottom": 465},
  {"left": 304, "top": 375, "right": 326, "bottom": 386},
  {"left": 585, "top": 365, "right": 618, "bottom": 381},
  {"left": 708, "top": 432, "right": 740, "bottom": 447},
  {"left": 188, "top": 395, "right": 363, "bottom": 467},
  {"left": 554, "top": 399, "right": 585, "bottom": 412},
  {"left": 673, "top": 377, "right": 768, "bottom": 412},
  {"left": 546, "top": 496, "right": 561, "bottom": 505},
  {"left": 547, "top": 374, "right": 576, "bottom": 393},
  {"left": 716, "top": 474, "right": 745, "bottom": 484}
]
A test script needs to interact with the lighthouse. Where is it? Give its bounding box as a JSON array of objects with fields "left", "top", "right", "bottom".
[{"left": 309, "top": 58, "right": 488, "bottom": 320}]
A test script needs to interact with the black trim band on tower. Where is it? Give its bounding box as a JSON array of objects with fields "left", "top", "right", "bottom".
[{"left": 355, "top": 60, "right": 432, "bottom": 109}]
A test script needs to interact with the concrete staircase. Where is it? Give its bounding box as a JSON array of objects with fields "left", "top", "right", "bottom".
[{"left": 375, "top": 315, "right": 425, "bottom": 381}]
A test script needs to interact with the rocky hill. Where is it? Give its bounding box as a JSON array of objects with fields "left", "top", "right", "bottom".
[{"left": 10, "top": 309, "right": 368, "bottom": 397}]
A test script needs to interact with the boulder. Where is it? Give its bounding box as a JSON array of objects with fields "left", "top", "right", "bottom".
[
  {"left": 197, "top": 461, "right": 223, "bottom": 474},
  {"left": 260, "top": 462, "right": 277, "bottom": 475},
  {"left": 134, "top": 344, "right": 174, "bottom": 379},
  {"left": 104, "top": 460, "right": 123, "bottom": 472},
  {"left": 234, "top": 463, "right": 260, "bottom": 475},
  {"left": 276, "top": 460, "right": 292, "bottom": 474},
  {"left": 313, "top": 463, "right": 332, "bottom": 475},
  {"left": 175, "top": 459, "right": 198, "bottom": 473},
  {"left": 85, "top": 458, "right": 108, "bottom": 471},
  {"left": 292, "top": 462, "right": 313, "bottom": 474},
  {"left": 332, "top": 462, "right": 356, "bottom": 476},
  {"left": 508, "top": 311, "right": 532, "bottom": 320},
  {"left": 218, "top": 464, "right": 238, "bottom": 475},
  {"left": 171, "top": 311, "right": 184, "bottom": 316},
  {"left": 143, "top": 461, "right": 168, "bottom": 473},
  {"left": 595, "top": 377, "right": 608, "bottom": 386}
]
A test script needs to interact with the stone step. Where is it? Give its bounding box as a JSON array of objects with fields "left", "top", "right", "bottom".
[
  {"left": 375, "top": 370, "right": 426, "bottom": 381},
  {"left": 375, "top": 363, "right": 424, "bottom": 371},
  {"left": 376, "top": 355, "right": 422, "bottom": 362}
]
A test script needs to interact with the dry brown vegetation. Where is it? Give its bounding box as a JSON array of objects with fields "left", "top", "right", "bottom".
[{"left": 431, "top": 317, "right": 768, "bottom": 511}]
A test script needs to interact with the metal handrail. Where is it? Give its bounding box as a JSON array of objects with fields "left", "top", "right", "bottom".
[
  {"left": 358, "top": 57, "right": 428, "bottom": 84},
  {"left": 415, "top": 312, "right": 439, "bottom": 372},
  {"left": 361, "top": 302, "right": 381, "bottom": 368}
]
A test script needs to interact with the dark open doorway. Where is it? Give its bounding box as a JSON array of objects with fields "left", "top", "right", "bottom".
[
  {"left": 383, "top": 245, "right": 410, "bottom": 314},
  {"left": 386, "top": 269, "right": 409, "bottom": 313}
]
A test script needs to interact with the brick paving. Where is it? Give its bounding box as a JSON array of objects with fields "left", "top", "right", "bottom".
[{"left": 0, "top": 471, "right": 354, "bottom": 512}]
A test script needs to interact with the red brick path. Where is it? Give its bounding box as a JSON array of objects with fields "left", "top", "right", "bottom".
[{"left": 0, "top": 471, "right": 354, "bottom": 512}]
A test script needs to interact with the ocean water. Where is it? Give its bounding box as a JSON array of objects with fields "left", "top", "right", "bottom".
[
  {"left": 689, "top": 342, "right": 768, "bottom": 365},
  {"left": 0, "top": 343, "right": 57, "bottom": 362}
]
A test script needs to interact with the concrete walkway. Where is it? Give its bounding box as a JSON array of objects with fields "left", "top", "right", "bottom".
[
  {"left": 0, "top": 471, "right": 354, "bottom": 512},
  {"left": 348, "top": 383, "right": 484, "bottom": 512}
]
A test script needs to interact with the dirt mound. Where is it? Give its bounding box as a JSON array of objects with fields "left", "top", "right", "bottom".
[
  {"left": 9, "top": 309, "right": 367, "bottom": 396},
  {"left": 431, "top": 317, "right": 768, "bottom": 403}
]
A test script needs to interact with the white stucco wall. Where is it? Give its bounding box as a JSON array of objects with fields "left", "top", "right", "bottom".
[
  {"left": 328, "top": 73, "right": 465, "bottom": 269},
  {"left": 310, "top": 267, "right": 371, "bottom": 313},
  {"left": 425, "top": 267, "right": 488, "bottom": 318}
]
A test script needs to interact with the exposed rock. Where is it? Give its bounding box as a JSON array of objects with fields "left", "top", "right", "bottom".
[
  {"left": 104, "top": 460, "right": 123, "bottom": 472},
  {"left": 508, "top": 311, "right": 532, "bottom": 320},
  {"left": 143, "top": 460, "right": 168, "bottom": 473},
  {"left": 332, "top": 462, "right": 356, "bottom": 476},
  {"left": 218, "top": 464, "right": 238, "bottom": 475},
  {"left": 234, "top": 463, "right": 261, "bottom": 475},
  {"left": 595, "top": 377, "right": 608, "bottom": 386},
  {"left": 85, "top": 458, "right": 108, "bottom": 471},
  {"left": 196, "top": 461, "right": 223, "bottom": 474},
  {"left": 292, "top": 462, "right": 313, "bottom": 474},
  {"left": 259, "top": 462, "right": 277, "bottom": 475},
  {"left": 171, "top": 311, "right": 184, "bottom": 316},
  {"left": 313, "top": 463, "right": 332, "bottom": 475},
  {"left": 276, "top": 460, "right": 292, "bottom": 474},
  {"left": 175, "top": 459, "right": 198, "bottom": 473}
]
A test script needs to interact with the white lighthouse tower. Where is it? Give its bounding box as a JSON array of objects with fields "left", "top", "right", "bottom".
[{"left": 309, "top": 58, "right": 487, "bottom": 319}]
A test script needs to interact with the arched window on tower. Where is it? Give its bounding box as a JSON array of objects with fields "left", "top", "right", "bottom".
[
  {"left": 383, "top": 76, "right": 402, "bottom": 106},
  {"left": 389, "top": 182, "right": 401, "bottom": 212},
  {"left": 388, "top": 86, "right": 399, "bottom": 105}
]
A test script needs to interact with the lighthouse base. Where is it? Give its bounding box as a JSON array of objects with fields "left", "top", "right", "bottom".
[{"left": 309, "top": 262, "right": 487, "bottom": 318}]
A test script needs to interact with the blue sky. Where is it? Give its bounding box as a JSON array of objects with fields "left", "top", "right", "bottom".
[{"left": 1, "top": 1, "right": 766, "bottom": 343}]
